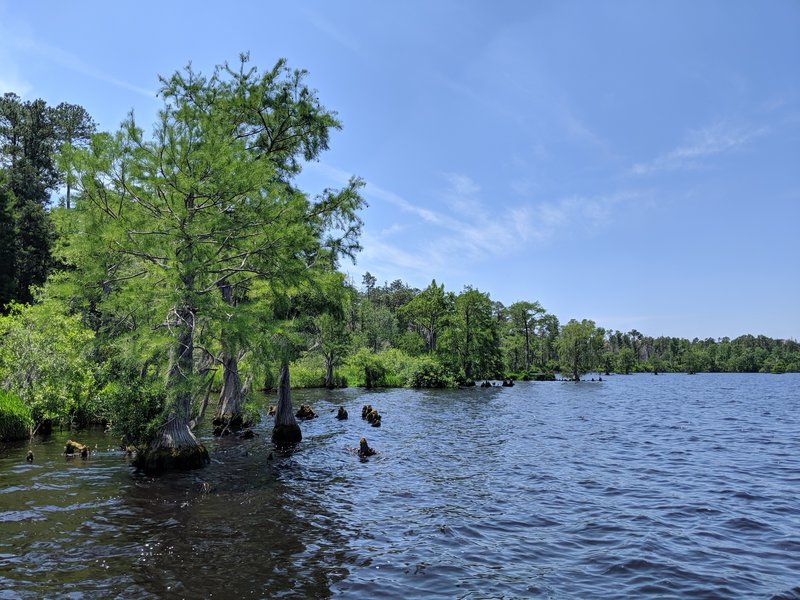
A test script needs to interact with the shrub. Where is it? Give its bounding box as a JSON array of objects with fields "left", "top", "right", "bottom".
[
  {"left": 346, "top": 348, "right": 386, "bottom": 388},
  {"left": 100, "top": 376, "right": 167, "bottom": 447},
  {"left": 0, "top": 301, "right": 97, "bottom": 427},
  {"left": 0, "top": 390, "right": 33, "bottom": 441},
  {"left": 406, "top": 357, "right": 456, "bottom": 388},
  {"left": 289, "top": 354, "right": 326, "bottom": 388}
]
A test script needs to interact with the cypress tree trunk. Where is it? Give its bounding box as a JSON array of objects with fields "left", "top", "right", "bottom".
[
  {"left": 524, "top": 322, "right": 531, "bottom": 371},
  {"left": 272, "top": 361, "right": 301, "bottom": 447},
  {"left": 324, "top": 353, "right": 335, "bottom": 388},
  {"left": 213, "top": 283, "right": 246, "bottom": 435},
  {"left": 136, "top": 303, "right": 209, "bottom": 472},
  {"left": 213, "top": 350, "right": 244, "bottom": 434}
]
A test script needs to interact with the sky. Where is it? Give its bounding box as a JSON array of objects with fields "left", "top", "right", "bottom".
[{"left": 1, "top": 0, "right": 798, "bottom": 340}]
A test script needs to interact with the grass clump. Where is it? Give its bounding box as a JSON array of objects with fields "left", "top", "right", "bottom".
[{"left": 0, "top": 389, "right": 33, "bottom": 442}]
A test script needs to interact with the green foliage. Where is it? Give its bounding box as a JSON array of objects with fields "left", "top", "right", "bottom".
[
  {"left": 0, "top": 299, "right": 97, "bottom": 427},
  {"left": 289, "top": 353, "right": 327, "bottom": 388},
  {"left": 406, "top": 356, "right": 456, "bottom": 388},
  {"left": 556, "top": 319, "right": 604, "bottom": 381},
  {"left": 376, "top": 348, "right": 421, "bottom": 384},
  {"left": 616, "top": 347, "right": 636, "bottom": 374},
  {"left": 438, "top": 286, "right": 502, "bottom": 381},
  {"left": 0, "top": 94, "right": 94, "bottom": 306},
  {"left": 0, "top": 172, "right": 17, "bottom": 309},
  {"left": 99, "top": 375, "right": 167, "bottom": 447},
  {"left": 355, "top": 299, "right": 397, "bottom": 351},
  {"left": 395, "top": 330, "right": 426, "bottom": 355},
  {"left": 600, "top": 331, "right": 800, "bottom": 374},
  {"left": 506, "top": 300, "right": 545, "bottom": 371},
  {"left": 339, "top": 348, "right": 430, "bottom": 388},
  {"left": 240, "top": 398, "right": 262, "bottom": 428},
  {"left": 398, "top": 279, "right": 452, "bottom": 353},
  {"left": 346, "top": 347, "right": 386, "bottom": 388},
  {"left": 59, "top": 56, "right": 365, "bottom": 449},
  {"left": 0, "top": 389, "right": 33, "bottom": 441}
]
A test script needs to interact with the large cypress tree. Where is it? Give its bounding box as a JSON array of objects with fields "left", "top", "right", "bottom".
[{"left": 68, "top": 56, "right": 364, "bottom": 470}]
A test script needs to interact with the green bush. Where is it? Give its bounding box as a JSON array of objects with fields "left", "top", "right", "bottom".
[
  {"left": 345, "top": 348, "right": 387, "bottom": 388},
  {"left": 289, "top": 354, "right": 326, "bottom": 388},
  {"left": 406, "top": 357, "right": 456, "bottom": 388},
  {"left": 0, "top": 389, "right": 33, "bottom": 441},
  {"left": 0, "top": 300, "right": 97, "bottom": 427},
  {"left": 100, "top": 376, "right": 167, "bottom": 447},
  {"left": 341, "top": 348, "right": 438, "bottom": 388}
]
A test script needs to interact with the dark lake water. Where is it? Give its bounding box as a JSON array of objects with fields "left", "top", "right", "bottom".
[{"left": 1, "top": 373, "right": 799, "bottom": 599}]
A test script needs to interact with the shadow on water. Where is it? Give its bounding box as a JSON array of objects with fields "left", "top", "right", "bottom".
[{"left": 0, "top": 421, "right": 354, "bottom": 599}]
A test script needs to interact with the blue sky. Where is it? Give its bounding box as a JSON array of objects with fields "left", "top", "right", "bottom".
[{"left": 1, "top": 1, "right": 798, "bottom": 340}]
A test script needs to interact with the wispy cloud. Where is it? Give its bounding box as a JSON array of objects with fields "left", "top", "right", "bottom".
[
  {"left": 358, "top": 231, "right": 447, "bottom": 274},
  {"left": 0, "top": 21, "right": 154, "bottom": 98},
  {"left": 559, "top": 107, "right": 616, "bottom": 157},
  {"left": 304, "top": 10, "right": 361, "bottom": 53},
  {"left": 631, "top": 121, "right": 768, "bottom": 176},
  {"left": 24, "top": 39, "right": 155, "bottom": 98},
  {"left": 367, "top": 180, "right": 442, "bottom": 224},
  {"left": 365, "top": 176, "right": 643, "bottom": 277},
  {"left": 308, "top": 162, "right": 644, "bottom": 280}
]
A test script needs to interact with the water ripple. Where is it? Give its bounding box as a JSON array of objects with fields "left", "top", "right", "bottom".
[{"left": 0, "top": 373, "right": 798, "bottom": 597}]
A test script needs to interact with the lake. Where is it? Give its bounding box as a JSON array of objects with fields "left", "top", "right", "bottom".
[{"left": 1, "top": 373, "right": 799, "bottom": 598}]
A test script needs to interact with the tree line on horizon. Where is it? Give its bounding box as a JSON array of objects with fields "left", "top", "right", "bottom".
[{"left": 1, "top": 57, "right": 798, "bottom": 469}]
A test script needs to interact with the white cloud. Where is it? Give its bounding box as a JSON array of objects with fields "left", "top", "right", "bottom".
[
  {"left": 379, "top": 223, "right": 406, "bottom": 237},
  {"left": 357, "top": 231, "right": 445, "bottom": 273},
  {"left": 445, "top": 172, "right": 480, "bottom": 196},
  {"left": 367, "top": 181, "right": 442, "bottom": 225},
  {"left": 308, "top": 162, "right": 644, "bottom": 282},
  {"left": 363, "top": 182, "right": 644, "bottom": 279},
  {"left": 632, "top": 121, "right": 768, "bottom": 175}
]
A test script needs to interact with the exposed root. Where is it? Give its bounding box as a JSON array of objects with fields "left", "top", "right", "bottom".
[
  {"left": 133, "top": 444, "right": 210, "bottom": 473},
  {"left": 272, "top": 423, "right": 302, "bottom": 450}
]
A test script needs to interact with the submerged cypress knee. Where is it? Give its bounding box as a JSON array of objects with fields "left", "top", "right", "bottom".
[{"left": 358, "top": 437, "right": 376, "bottom": 457}]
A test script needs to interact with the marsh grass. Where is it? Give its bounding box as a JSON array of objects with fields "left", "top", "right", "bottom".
[{"left": 0, "top": 390, "right": 33, "bottom": 442}]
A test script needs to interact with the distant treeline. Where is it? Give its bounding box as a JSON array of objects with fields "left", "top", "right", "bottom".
[{"left": 323, "top": 274, "right": 800, "bottom": 384}]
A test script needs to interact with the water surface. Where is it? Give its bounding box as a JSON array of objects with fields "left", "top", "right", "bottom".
[{"left": 1, "top": 373, "right": 798, "bottom": 598}]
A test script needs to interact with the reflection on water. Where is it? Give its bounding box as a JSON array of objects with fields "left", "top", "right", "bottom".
[{"left": 1, "top": 374, "right": 799, "bottom": 598}]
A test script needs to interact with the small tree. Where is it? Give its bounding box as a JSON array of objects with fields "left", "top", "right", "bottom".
[
  {"left": 617, "top": 347, "right": 635, "bottom": 374},
  {"left": 507, "top": 301, "right": 545, "bottom": 371},
  {"left": 440, "top": 287, "right": 501, "bottom": 382},
  {"left": 399, "top": 279, "right": 452, "bottom": 353},
  {"left": 314, "top": 312, "right": 350, "bottom": 388},
  {"left": 556, "top": 319, "right": 604, "bottom": 381}
]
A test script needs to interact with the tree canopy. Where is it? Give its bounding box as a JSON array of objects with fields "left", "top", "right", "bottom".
[{"left": 60, "top": 55, "right": 364, "bottom": 469}]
